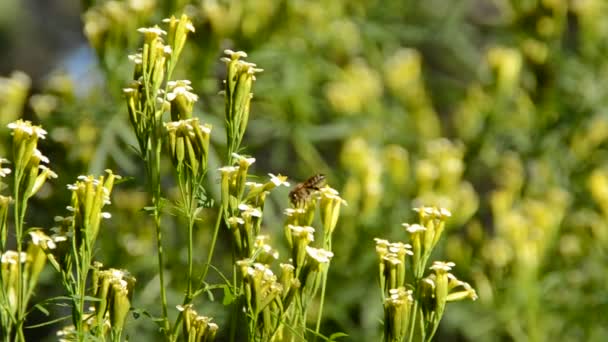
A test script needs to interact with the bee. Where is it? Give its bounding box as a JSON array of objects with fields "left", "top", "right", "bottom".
[{"left": 289, "top": 174, "right": 327, "bottom": 207}]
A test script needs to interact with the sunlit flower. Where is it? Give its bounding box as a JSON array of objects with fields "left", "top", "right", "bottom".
[
  {"left": 8, "top": 119, "right": 47, "bottom": 139},
  {"left": 33, "top": 149, "right": 49, "bottom": 163},
  {"left": 269, "top": 173, "right": 290, "bottom": 187},
  {"left": 238, "top": 203, "right": 262, "bottom": 217},
  {"left": 231, "top": 153, "right": 256, "bottom": 166},
  {"left": 306, "top": 246, "right": 334, "bottom": 263},
  {"left": 430, "top": 261, "right": 455, "bottom": 272},
  {"left": 402, "top": 223, "right": 426, "bottom": 233},
  {"left": 1, "top": 250, "right": 27, "bottom": 264},
  {"left": 218, "top": 166, "right": 238, "bottom": 174},
  {"left": 288, "top": 225, "right": 315, "bottom": 241},
  {"left": 29, "top": 230, "right": 57, "bottom": 250},
  {"left": 0, "top": 158, "right": 10, "bottom": 177},
  {"left": 137, "top": 26, "right": 166, "bottom": 36},
  {"left": 222, "top": 49, "right": 248, "bottom": 62},
  {"left": 284, "top": 208, "right": 306, "bottom": 216},
  {"left": 128, "top": 53, "right": 142, "bottom": 64}
]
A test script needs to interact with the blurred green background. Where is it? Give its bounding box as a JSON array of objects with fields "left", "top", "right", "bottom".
[{"left": 2, "top": 0, "right": 608, "bottom": 341}]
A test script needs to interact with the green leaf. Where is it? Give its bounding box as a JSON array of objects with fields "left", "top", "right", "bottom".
[
  {"left": 32, "top": 303, "right": 50, "bottom": 316},
  {"left": 206, "top": 286, "right": 215, "bottom": 302},
  {"left": 222, "top": 285, "right": 235, "bottom": 306},
  {"left": 25, "top": 314, "right": 71, "bottom": 329},
  {"left": 328, "top": 332, "right": 349, "bottom": 341}
]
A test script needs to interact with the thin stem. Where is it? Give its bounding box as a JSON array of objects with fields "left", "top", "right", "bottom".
[
  {"left": 170, "top": 186, "right": 220, "bottom": 340},
  {"left": 187, "top": 214, "right": 194, "bottom": 298},
  {"left": 407, "top": 298, "right": 418, "bottom": 342},
  {"left": 149, "top": 140, "right": 170, "bottom": 338},
  {"left": 13, "top": 169, "right": 27, "bottom": 342},
  {"left": 229, "top": 263, "right": 238, "bottom": 342},
  {"left": 179, "top": 172, "right": 195, "bottom": 301},
  {"left": 313, "top": 270, "right": 328, "bottom": 341},
  {"left": 77, "top": 259, "right": 87, "bottom": 342},
  {"left": 154, "top": 201, "right": 170, "bottom": 336},
  {"left": 16, "top": 324, "right": 25, "bottom": 342},
  {"left": 197, "top": 206, "right": 223, "bottom": 291}
]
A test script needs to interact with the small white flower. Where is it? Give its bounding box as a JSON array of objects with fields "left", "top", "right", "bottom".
[
  {"left": 0, "top": 166, "right": 10, "bottom": 177},
  {"left": 223, "top": 49, "right": 248, "bottom": 60},
  {"left": 128, "top": 53, "right": 142, "bottom": 64},
  {"left": 246, "top": 181, "right": 264, "bottom": 189},
  {"left": 238, "top": 203, "right": 262, "bottom": 217},
  {"left": 306, "top": 246, "right": 334, "bottom": 263},
  {"left": 101, "top": 212, "right": 112, "bottom": 219},
  {"left": 166, "top": 85, "right": 198, "bottom": 103},
  {"left": 268, "top": 173, "right": 290, "bottom": 187},
  {"left": 167, "top": 80, "right": 192, "bottom": 88},
  {"left": 382, "top": 254, "right": 401, "bottom": 265},
  {"left": 388, "top": 242, "right": 413, "bottom": 256},
  {"left": 288, "top": 225, "right": 315, "bottom": 241},
  {"left": 232, "top": 153, "right": 255, "bottom": 166},
  {"left": 39, "top": 165, "right": 58, "bottom": 178},
  {"left": 320, "top": 186, "right": 348, "bottom": 205},
  {"left": 185, "top": 22, "right": 195, "bottom": 32},
  {"left": 162, "top": 17, "right": 195, "bottom": 32},
  {"left": 227, "top": 216, "right": 245, "bottom": 226},
  {"left": 284, "top": 208, "right": 305, "bottom": 216},
  {"left": 218, "top": 166, "right": 238, "bottom": 174},
  {"left": 280, "top": 263, "right": 295, "bottom": 272},
  {"left": 8, "top": 120, "right": 33, "bottom": 135},
  {"left": 439, "top": 207, "right": 452, "bottom": 218},
  {"left": 198, "top": 123, "right": 212, "bottom": 134},
  {"left": 137, "top": 26, "right": 166, "bottom": 36},
  {"left": 430, "top": 261, "right": 455, "bottom": 272},
  {"left": 1, "top": 250, "right": 27, "bottom": 264},
  {"left": 176, "top": 304, "right": 192, "bottom": 312},
  {"left": 8, "top": 120, "right": 47, "bottom": 139},
  {"left": 413, "top": 206, "right": 435, "bottom": 216},
  {"left": 403, "top": 223, "right": 426, "bottom": 233},
  {"left": 33, "top": 149, "right": 49, "bottom": 163},
  {"left": 374, "top": 238, "right": 390, "bottom": 247}
]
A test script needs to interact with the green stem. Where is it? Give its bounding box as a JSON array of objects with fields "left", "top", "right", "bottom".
[
  {"left": 407, "top": 299, "right": 418, "bottom": 342},
  {"left": 229, "top": 263, "right": 238, "bottom": 342},
  {"left": 197, "top": 206, "right": 223, "bottom": 291},
  {"left": 149, "top": 140, "right": 170, "bottom": 338},
  {"left": 187, "top": 213, "right": 194, "bottom": 299},
  {"left": 16, "top": 323, "right": 25, "bottom": 342},
  {"left": 154, "top": 203, "right": 170, "bottom": 336},
  {"left": 170, "top": 203, "right": 222, "bottom": 340},
  {"left": 77, "top": 262, "right": 87, "bottom": 342},
  {"left": 13, "top": 170, "right": 27, "bottom": 342},
  {"left": 313, "top": 270, "right": 328, "bottom": 341}
]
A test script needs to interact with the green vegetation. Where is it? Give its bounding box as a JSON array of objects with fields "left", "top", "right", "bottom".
[{"left": 1, "top": 1, "right": 608, "bottom": 341}]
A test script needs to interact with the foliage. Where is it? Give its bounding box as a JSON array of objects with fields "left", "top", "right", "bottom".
[{"left": 2, "top": 0, "right": 608, "bottom": 341}]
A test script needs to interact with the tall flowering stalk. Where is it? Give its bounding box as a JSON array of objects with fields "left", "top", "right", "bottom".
[
  {"left": 218, "top": 173, "right": 346, "bottom": 342},
  {"left": 124, "top": 15, "right": 220, "bottom": 341},
  {"left": 0, "top": 120, "right": 56, "bottom": 341},
  {"left": 165, "top": 116, "right": 211, "bottom": 302},
  {"left": 208, "top": 49, "right": 264, "bottom": 341},
  {"left": 34, "top": 171, "right": 125, "bottom": 341},
  {"left": 376, "top": 206, "right": 478, "bottom": 342},
  {"left": 123, "top": 14, "right": 196, "bottom": 339},
  {"left": 279, "top": 185, "right": 345, "bottom": 341},
  {"left": 220, "top": 50, "right": 263, "bottom": 162},
  {"left": 64, "top": 172, "right": 119, "bottom": 339}
]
